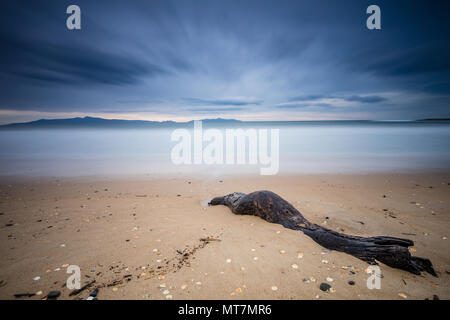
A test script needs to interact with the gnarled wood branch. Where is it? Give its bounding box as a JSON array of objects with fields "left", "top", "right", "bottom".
[{"left": 209, "top": 190, "right": 436, "bottom": 276}]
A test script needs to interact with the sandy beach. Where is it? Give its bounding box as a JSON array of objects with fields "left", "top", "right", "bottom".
[{"left": 0, "top": 172, "right": 448, "bottom": 300}]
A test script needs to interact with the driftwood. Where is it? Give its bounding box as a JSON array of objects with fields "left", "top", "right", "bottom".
[{"left": 209, "top": 191, "right": 436, "bottom": 276}]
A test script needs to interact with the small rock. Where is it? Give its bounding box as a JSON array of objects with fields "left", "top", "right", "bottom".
[
  {"left": 319, "top": 283, "right": 331, "bottom": 292},
  {"left": 271, "top": 286, "right": 278, "bottom": 291},
  {"left": 47, "top": 291, "right": 61, "bottom": 299},
  {"left": 348, "top": 281, "right": 355, "bottom": 285},
  {"left": 89, "top": 288, "right": 98, "bottom": 297}
]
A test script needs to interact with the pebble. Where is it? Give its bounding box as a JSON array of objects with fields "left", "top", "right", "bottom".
[
  {"left": 112, "top": 287, "right": 118, "bottom": 292},
  {"left": 321, "top": 260, "right": 328, "bottom": 264},
  {"left": 90, "top": 288, "right": 99, "bottom": 297},
  {"left": 36, "top": 291, "right": 43, "bottom": 295},
  {"left": 159, "top": 283, "right": 167, "bottom": 288},
  {"left": 326, "top": 277, "right": 334, "bottom": 282},
  {"left": 162, "top": 290, "right": 169, "bottom": 295},
  {"left": 398, "top": 292, "right": 408, "bottom": 299},
  {"left": 279, "top": 250, "right": 286, "bottom": 254},
  {"left": 181, "top": 284, "right": 187, "bottom": 290},
  {"left": 297, "top": 252, "right": 304, "bottom": 259},
  {"left": 348, "top": 281, "right": 355, "bottom": 285},
  {"left": 226, "top": 259, "right": 232, "bottom": 263},
  {"left": 47, "top": 291, "right": 61, "bottom": 299},
  {"left": 33, "top": 276, "right": 40, "bottom": 281},
  {"left": 319, "top": 283, "right": 331, "bottom": 292},
  {"left": 291, "top": 264, "right": 299, "bottom": 269}
]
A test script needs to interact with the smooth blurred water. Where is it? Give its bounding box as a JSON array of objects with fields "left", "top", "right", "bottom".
[{"left": 0, "top": 121, "right": 449, "bottom": 177}]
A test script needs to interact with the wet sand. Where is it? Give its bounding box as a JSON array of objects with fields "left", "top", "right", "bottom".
[{"left": 0, "top": 173, "right": 449, "bottom": 300}]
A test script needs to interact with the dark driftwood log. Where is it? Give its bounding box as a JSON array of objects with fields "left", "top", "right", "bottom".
[{"left": 209, "top": 190, "right": 436, "bottom": 276}]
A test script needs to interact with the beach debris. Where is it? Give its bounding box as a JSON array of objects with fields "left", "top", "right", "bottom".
[
  {"left": 271, "top": 286, "right": 278, "bottom": 291},
  {"left": 291, "top": 264, "right": 299, "bottom": 269},
  {"left": 89, "top": 288, "right": 99, "bottom": 297},
  {"left": 319, "top": 283, "right": 331, "bottom": 292},
  {"left": 398, "top": 292, "right": 408, "bottom": 299},
  {"left": 200, "top": 237, "right": 221, "bottom": 242},
  {"left": 33, "top": 276, "right": 40, "bottom": 281},
  {"left": 14, "top": 293, "right": 35, "bottom": 298},
  {"left": 69, "top": 280, "right": 96, "bottom": 296},
  {"left": 47, "top": 291, "right": 61, "bottom": 300}
]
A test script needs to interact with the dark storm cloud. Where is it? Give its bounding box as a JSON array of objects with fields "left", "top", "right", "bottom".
[
  {"left": 0, "top": 32, "right": 168, "bottom": 85},
  {"left": 0, "top": 0, "right": 449, "bottom": 121}
]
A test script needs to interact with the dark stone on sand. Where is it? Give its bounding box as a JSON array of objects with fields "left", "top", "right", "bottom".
[
  {"left": 5, "top": 223, "right": 13, "bottom": 227},
  {"left": 320, "top": 283, "right": 331, "bottom": 292},
  {"left": 348, "top": 281, "right": 355, "bottom": 285},
  {"left": 47, "top": 291, "right": 61, "bottom": 299},
  {"left": 382, "top": 195, "right": 387, "bottom": 198},
  {"left": 433, "top": 294, "right": 439, "bottom": 300},
  {"left": 177, "top": 250, "right": 183, "bottom": 254},
  {"left": 89, "top": 288, "right": 99, "bottom": 297}
]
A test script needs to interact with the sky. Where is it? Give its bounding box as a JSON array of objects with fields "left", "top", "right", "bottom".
[{"left": 0, "top": 0, "right": 449, "bottom": 124}]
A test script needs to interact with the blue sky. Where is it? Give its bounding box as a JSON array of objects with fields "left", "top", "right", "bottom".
[{"left": 0, "top": 0, "right": 449, "bottom": 123}]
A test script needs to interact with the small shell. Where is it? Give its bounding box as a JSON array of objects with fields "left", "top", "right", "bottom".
[
  {"left": 33, "top": 276, "right": 40, "bottom": 281},
  {"left": 236, "top": 288, "right": 242, "bottom": 293},
  {"left": 62, "top": 264, "right": 69, "bottom": 268},
  {"left": 158, "top": 275, "right": 165, "bottom": 280},
  {"left": 279, "top": 250, "right": 286, "bottom": 254},
  {"left": 159, "top": 283, "right": 167, "bottom": 288},
  {"left": 181, "top": 284, "right": 187, "bottom": 290},
  {"left": 297, "top": 252, "right": 304, "bottom": 259},
  {"left": 291, "top": 264, "right": 299, "bottom": 269},
  {"left": 226, "top": 259, "right": 232, "bottom": 263},
  {"left": 329, "top": 287, "right": 336, "bottom": 293},
  {"left": 398, "top": 292, "right": 408, "bottom": 299},
  {"left": 253, "top": 257, "right": 259, "bottom": 261},
  {"left": 321, "top": 260, "right": 328, "bottom": 264},
  {"left": 326, "top": 277, "right": 334, "bottom": 282},
  {"left": 271, "top": 286, "right": 278, "bottom": 291},
  {"left": 112, "top": 287, "right": 118, "bottom": 292},
  {"left": 162, "top": 290, "right": 169, "bottom": 295}
]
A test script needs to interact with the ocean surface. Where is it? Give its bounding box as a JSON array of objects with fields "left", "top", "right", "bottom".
[{"left": 0, "top": 121, "right": 449, "bottom": 177}]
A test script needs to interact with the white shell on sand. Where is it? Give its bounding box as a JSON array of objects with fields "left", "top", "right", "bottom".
[
  {"left": 271, "top": 286, "right": 278, "bottom": 291},
  {"left": 33, "top": 276, "right": 40, "bottom": 281},
  {"left": 291, "top": 264, "right": 299, "bottom": 269}
]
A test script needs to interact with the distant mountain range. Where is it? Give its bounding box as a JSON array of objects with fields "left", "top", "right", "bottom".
[
  {"left": 0, "top": 116, "right": 243, "bottom": 129},
  {"left": 0, "top": 116, "right": 448, "bottom": 129}
]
